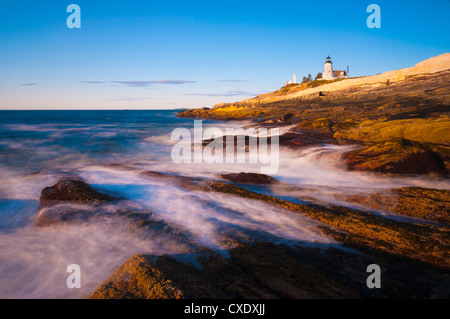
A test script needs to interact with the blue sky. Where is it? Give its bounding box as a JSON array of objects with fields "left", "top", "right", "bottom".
[{"left": 0, "top": 0, "right": 449, "bottom": 109}]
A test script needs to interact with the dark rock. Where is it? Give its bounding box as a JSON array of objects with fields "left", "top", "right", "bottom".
[
  {"left": 280, "top": 113, "right": 294, "bottom": 122},
  {"left": 344, "top": 139, "right": 447, "bottom": 175},
  {"left": 35, "top": 205, "right": 98, "bottom": 227},
  {"left": 201, "top": 135, "right": 258, "bottom": 151},
  {"left": 34, "top": 204, "right": 152, "bottom": 228},
  {"left": 387, "top": 149, "right": 445, "bottom": 175},
  {"left": 39, "top": 179, "right": 118, "bottom": 209},
  {"left": 279, "top": 130, "right": 334, "bottom": 147},
  {"left": 89, "top": 240, "right": 449, "bottom": 299},
  {"left": 221, "top": 172, "right": 279, "bottom": 185},
  {"left": 201, "top": 130, "right": 334, "bottom": 152},
  {"left": 89, "top": 242, "right": 362, "bottom": 299}
]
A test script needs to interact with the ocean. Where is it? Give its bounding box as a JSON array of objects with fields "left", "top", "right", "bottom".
[{"left": 0, "top": 110, "right": 448, "bottom": 298}]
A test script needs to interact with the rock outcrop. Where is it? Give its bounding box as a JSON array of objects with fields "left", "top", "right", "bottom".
[
  {"left": 89, "top": 254, "right": 184, "bottom": 299},
  {"left": 39, "top": 179, "right": 117, "bottom": 209},
  {"left": 342, "top": 187, "right": 450, "bottom": 225},
  {"left": 344, "top": 139, "right": 446, "bottom": 175},
  {"left": 220, "top": 172, "right": 279, "bottom": 185},
  {"left": 90, "top": 241, "right": 450, "bottom": 299},
  {"left": 34, "top": 205, "right": 154, "bottom": 228}
]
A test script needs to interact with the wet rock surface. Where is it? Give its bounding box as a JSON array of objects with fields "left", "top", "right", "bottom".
[
  {"left": 221, "top": 172, "right": 279, "bottom": 185},
  {"left": 34, "top": 204, "right": 153, "bottom": 228},
  {"left": 202, "top": 180, "right": 450, "bottom": 270},
  {"left": 90, "top": 241, "right": 450, "bottom": 299},
  {"left": 342, "top": 186, "right": 450, "bottom": 225},
  {"left": 39, "top": 179, "right": 118, "bottom": 209},
  {"left": 343, "top": 139, "right": 447, "bottom": 176}
]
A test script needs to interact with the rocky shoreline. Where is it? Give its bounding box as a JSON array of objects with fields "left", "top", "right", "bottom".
[{"left": 29, "top": 54, "right": 450, "bottom": 299}]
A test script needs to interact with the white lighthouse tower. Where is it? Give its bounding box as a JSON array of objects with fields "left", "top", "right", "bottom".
[{"left": 323, "top": 56, "right": 335, "bottom": 80}]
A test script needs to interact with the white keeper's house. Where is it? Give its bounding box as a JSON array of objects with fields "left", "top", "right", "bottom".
[{"left": 321, "top": 56, "right": 348, "bottom": 80}]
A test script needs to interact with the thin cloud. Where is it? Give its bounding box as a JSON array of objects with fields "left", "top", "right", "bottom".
[
  {"left": 80, "top": 80, "right": 196, "bottom": 87},
  {"left": 110, "top": 81, "right": 155, "bottom": 87},
  {"left": 20, "top": 83, "right": 38, "bottom": 86},
  {"left": 110, "top": 80, "right": 196, "bottom": 87},
  {"left": 80, "top": 81, "right": 105, "bottom": 84},
  {"left": 185, "top": 90, "right": 258, "bottom": 97},
  {"left": 151, "top": 79, "right": 196, "bottom": 85}
]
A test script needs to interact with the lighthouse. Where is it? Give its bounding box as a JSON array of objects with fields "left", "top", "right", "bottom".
[
  {"left": 321, "top": 56, "right": 348, "bottom": 80},
  {"left": 323, "top": 56, "right": 334, "bottom": 80}
]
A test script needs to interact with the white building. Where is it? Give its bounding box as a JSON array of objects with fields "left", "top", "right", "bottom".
[
  {"left": 321, "top": 56, "right": 348, "bottom": 80},
  {"left": 284, "top": 73, "right": 297, "bottom": 86}
]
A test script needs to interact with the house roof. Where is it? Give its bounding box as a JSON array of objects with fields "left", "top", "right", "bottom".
[{"left": 333, "top": 70, "right": 347, "bottom": 76}]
